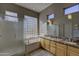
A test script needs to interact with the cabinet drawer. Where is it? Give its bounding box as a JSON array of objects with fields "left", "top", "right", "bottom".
[
  {"left": 50, "top": 41, "right": 56, "bottom": 47},
  {"left": 56, "top": 43, "right": 66, "bottom": 47}
]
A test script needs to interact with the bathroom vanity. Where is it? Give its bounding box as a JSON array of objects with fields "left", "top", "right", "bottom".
[{"left": 40, "top": 36, "right": 79, "bottom": 56}]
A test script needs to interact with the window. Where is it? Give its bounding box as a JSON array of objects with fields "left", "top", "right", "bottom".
[
  {"left": 5, "top": 11, "right": 17, "bottom": 17},
  {"left": 48, "top": 14, "right": 54, "bottom": 20},
  {"left": 24, "top": 16, "right": 38, "bottom": 38},
  {"left": 64, "top": 4, "right": 79, "bottom": 15},
  {"left": 5, "top": 11, "right": 18, "bottom": 22}
]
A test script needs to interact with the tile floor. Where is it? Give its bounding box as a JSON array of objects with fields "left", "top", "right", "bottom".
[{"left": 29, "top": 49, "right": 53, "bottom": 56}]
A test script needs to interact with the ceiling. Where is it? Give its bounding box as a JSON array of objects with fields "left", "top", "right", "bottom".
[{"left": 16, "top": 3, "right": 52, "bottom": 12}]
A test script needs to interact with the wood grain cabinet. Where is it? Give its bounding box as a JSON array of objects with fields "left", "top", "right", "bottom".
[
  {"left": 40, "top": 38, "right": 45, "bottom": 48},
  {"left": 50, "top": 41, "right": 56, "bottom": 55},
  {"left": 40, "top": 38, "right": 50, "bottom": 51},
  {"left": 67, "top": 46, "right": 79, "bottom": 56},
  {"left": 40, "top": 38, "right": 79, "bottom": 56},
  {"left": 56, "top": 43, "right": 67, "bottom": 56},
  {"left": 44, "top": 39, "right": 50, "bottom": 51}
]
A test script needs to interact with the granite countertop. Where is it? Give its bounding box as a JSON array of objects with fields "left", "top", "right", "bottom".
[{"left": 40, "top": 36, "right": 79, "bottom": 48}]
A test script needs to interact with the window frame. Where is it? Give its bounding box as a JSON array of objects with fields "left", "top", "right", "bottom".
[
  {"left": 47, "top": 13, "right": 55, "bottom": 20},
  {"left": 24, "top": 15, "right": 38, "bottom": 38},
  {"left": 64, "top": 3, "right": 79, "bottom": 15},
  {"left": 5, "top": 10, "right": 18, "bottom": 22}
]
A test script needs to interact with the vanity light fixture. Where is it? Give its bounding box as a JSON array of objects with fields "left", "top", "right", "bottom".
[{"left": 68, "top": 14, "right": 72, "bottom": 19}]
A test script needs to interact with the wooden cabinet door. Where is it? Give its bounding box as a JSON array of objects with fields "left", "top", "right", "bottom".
[
  {"left": 56, "top": 46, "right": 66, "bottom": 56},
  {"left": 50, "top": 41, "right": 56, "bottom": 55},
  {"left": 44, "top": 39, "right": 50, "bottom": 51},
  {"left": 50, "top": 41, "right": 56, "bottom": 47},
  {"left": 40, "top": 39, "right": 45, "bottom": 48},
  {"left": 50, "top": 46, "right": 56, "bottom": 55},
  {"left": 56, "top": 43, "right": 67, "bottom": 56},
  {"left": 69, "top": 51, "right": 79, "bottom": 56},
  {"left": 67, "top": 46, "right": 79, "bottom": 56}
]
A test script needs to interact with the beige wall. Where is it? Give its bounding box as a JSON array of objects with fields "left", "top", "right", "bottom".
[{"left": 39, "top": 3, "right": 79, "bottom": 38}]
